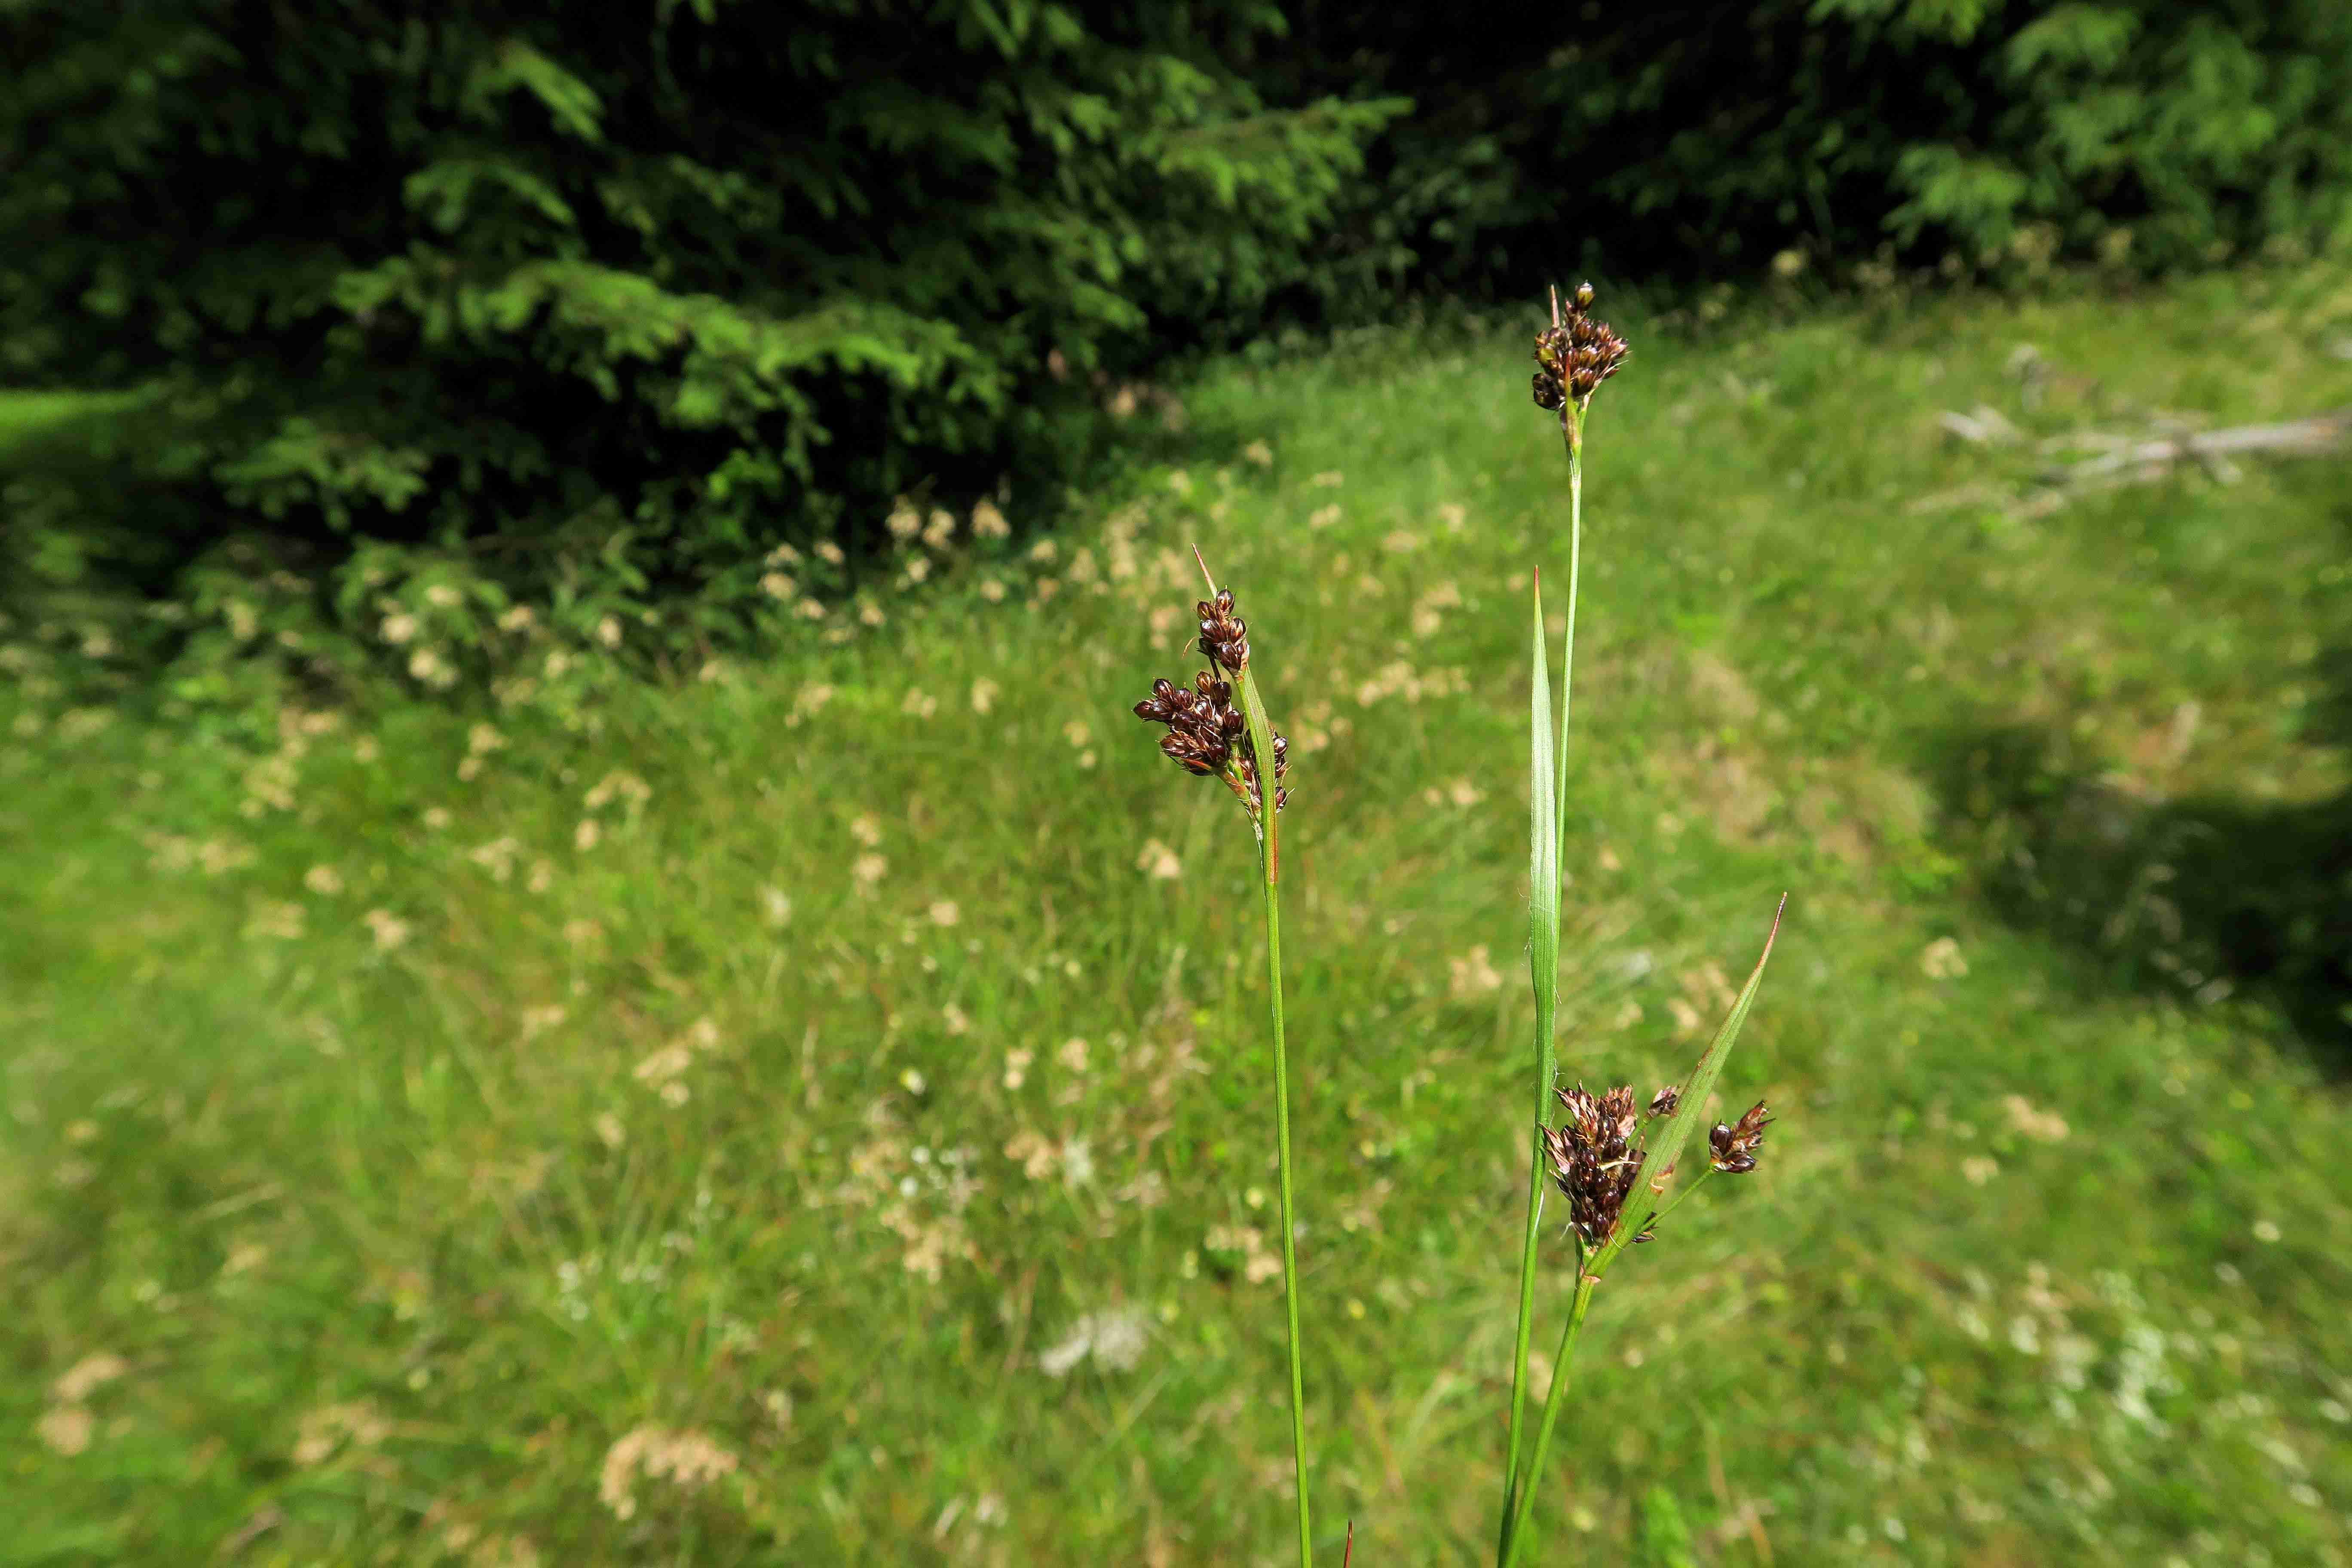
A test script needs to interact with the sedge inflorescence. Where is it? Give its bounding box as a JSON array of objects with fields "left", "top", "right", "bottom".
[
  {"left": 1132, "top": 586, "right": 1289, "bottom": 825},
  {"left": 1540, "top": 1081, "right": 1771, "bottom": 1252},
  {"left": 1531, "top": 281, "right": 1629, "bottom": 418}
]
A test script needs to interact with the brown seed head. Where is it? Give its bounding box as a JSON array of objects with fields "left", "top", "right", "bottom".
[
  {"left": 1133, "top": 608, "right": 1288, "bottom": 824},
  {"left": 1136, "top": 667, "right": 1241, "bottom": 780},
  {"left": 1648, "top": 1085, "right": 1681, "bottom": 1119},
  {"left": 1196, "top": 588, "right": 1250, "bottom": 674},
  {"left": 1532, "top": 282, "right": 1630, "bottom": 415},
  {"left": 1708, "top": 1100, "right": 1772, "bottom": 1175},
  {"left": 1543, "top": 1083, "right": 1651, "bottom": 1249}
]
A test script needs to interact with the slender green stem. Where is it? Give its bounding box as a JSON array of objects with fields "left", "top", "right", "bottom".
[
  {"left": 1500, "top": 1267, "right": 1600, "bottom": 1568},
  {"left": 1260, "top": 863, "right": 1314, "bottom": 1568},
  {"left": 1497, "top": 1122, "right": 1549, "bottom": 1556},
  {"left": 1555, "top": 415, "right": 1583, "bottom": 862},
  {"left": 1498, "top": 581, "right": 1556, "bottom": 1560},
  {"left": 1191, "top": 547, "right": 1311, "bottom": 1564},
  {"left": 1498, "top": 407, "right": 1589, "bottom": 1565}
]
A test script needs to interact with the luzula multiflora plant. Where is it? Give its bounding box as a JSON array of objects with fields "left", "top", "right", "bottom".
[
  {"left": 1130, "top": 288, "right": 1784, "bottom": 1566},
  {"left": 1133, "top": 553, "right": 1311, "bottom": 1568},
  {"left": 1496, "top": 283, "right": 1786, "bottom": 1568}
]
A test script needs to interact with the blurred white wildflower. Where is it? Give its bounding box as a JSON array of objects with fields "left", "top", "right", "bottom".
[
  {"left": 293, "top": 1402, "right": 389, "bottom": 1467},
  {"left": 583, "top": 771, "right": 651, "bottom": 812},
  {"left": 1449, "top": 945, "right": 1503, "bottom": 998},
  {"left": 37, "top": 1405, "right": 94, "bottom": 1456},
  {"left": 53, "top": 1354, "right": 127, "bottom": 1404},
  {"left": 1038, "top": 1306, "right": 1152, "bottom": 1378},
  {"left": 363, "top": 910, "right": 411, "bottom": 951},
  {"left": 2002, "top": 1095, "right": 2069, "bottom": 1142},
  {"left": 598, "top": 1426, "right": 740, "bottom": 1522},
  {"left": 1135, "top": 839, "right": 1181, "bottom": 880},
  {"left": 244, "top": 901, "right": 306, "bottom": 941}
]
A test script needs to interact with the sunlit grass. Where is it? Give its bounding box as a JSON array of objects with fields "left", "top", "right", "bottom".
[{"left": 4, "top": 268, "right": 2351, "bottom": 1565}]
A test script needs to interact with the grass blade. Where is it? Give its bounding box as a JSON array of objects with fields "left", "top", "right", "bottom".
[
  {"left": 1498, "top": 570, "right": 1562, "bottom": 1561},
  {"left": 1590, "top": 894, "right": 1786, "bottom": 1280}
]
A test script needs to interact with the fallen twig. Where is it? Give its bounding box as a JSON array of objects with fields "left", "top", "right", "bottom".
[
  {"left": 1914, "top": 406, "right": 2352, "bottom": 517},
  {"left": 2034, "top": 408, "right": 2350, "bottom": 487}
]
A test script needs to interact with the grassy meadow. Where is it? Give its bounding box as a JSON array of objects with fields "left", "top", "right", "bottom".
[{"left": 5, "top": 269, "right": 2352, "bottom": 1566}]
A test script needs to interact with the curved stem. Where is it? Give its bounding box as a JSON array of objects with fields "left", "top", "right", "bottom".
[
  {"left": 1498, "top": 407, "right": 1587, "bottom": 1564},
  {"left": 1555, "top": 414, "right": 1582, "bottom": 875},
  {"left": 1501, "top": 1268, "right": 1599, "bottom": 1568},
  {"left": 1263, "top": 862, "right": 1314, "bottom": 1568}
]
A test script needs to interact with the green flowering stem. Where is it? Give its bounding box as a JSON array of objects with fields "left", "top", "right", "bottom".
[
  {"left": 1498, "top": 402, "right": 1586, "bottom": 1566},
  {"left": 1197, "top": 549, "right": 1313, "bottom": 1568},
  {"left": 1501, "top": 1262, "right": 1599, "bottom": 1568},
  {"left": 1555, "top": 411, "right": 1583, "bottom": 878},
  {"left": 1259, "top": 854, "right": 1314, "bottom": 1568}
]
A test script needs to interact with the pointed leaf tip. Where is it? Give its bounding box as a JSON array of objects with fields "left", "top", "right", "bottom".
[{"left": 1189, "top": 543, "right": 1218, "bottom": 595}]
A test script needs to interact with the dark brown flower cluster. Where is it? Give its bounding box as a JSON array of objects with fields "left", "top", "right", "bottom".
[
  {"left": 1133, "top": 586, "right": 1287, "bottom": 823},
  {"left": 1542, "top": 1084, "right": 1654, "bottom": 1250},
  {"left": 1531, "top": 282, "right": 1629, "bottom": 416},
  {"left": 1197, "top": 588, "right": 1250, "bottom": 674},
  {"left": 1709, "top": 1101, "right": 1772, "bottom": 1175},
  {"left": 1136, "top": 671, "right": 1242, "bottom": 777},
  {"left": 1544, "top": 1082, "right": 1773, "bottom": 1250}
]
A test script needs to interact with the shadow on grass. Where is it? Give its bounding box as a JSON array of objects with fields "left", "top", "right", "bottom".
[{"left": 1926, "top": 719, "right": 2352, "bottom": 1073}]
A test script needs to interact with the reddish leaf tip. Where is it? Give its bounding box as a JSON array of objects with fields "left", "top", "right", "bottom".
[{"left": 1189, "top": 542, "right": 1219, "bottom": 596}]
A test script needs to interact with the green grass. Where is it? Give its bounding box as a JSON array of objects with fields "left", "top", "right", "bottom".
[{"left": 6, "top": 268, "right": 2352, "bottom": 1566}]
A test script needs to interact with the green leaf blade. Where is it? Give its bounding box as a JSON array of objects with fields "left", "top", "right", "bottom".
[
  {"left": 1527, "top": 571, "right": 1560, "bottom": 1020},
  {"left": 1592, "top": 894, "right": 1787, "bottom": 1279}
]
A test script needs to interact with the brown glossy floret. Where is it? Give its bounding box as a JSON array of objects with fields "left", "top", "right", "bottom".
[
  {"left": 1709, "top": 1101, "right": 1772, "bottom": 1175},
  {"left": 1542, "top": 1083, "right": 1654, "bottom": 1249},
  {"left": 1531, "top": 281, "right": 1630, "bottom": 416}
]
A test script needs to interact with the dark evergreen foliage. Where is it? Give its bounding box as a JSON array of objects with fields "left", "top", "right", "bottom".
[{"left": 0, "top": 0, "right": 1403, "bottom": 677}]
